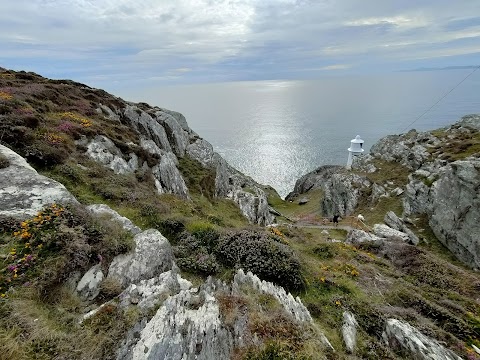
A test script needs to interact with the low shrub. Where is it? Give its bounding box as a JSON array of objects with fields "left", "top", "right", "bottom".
[
  {"left": 216, "top": 230, "right": 305, "bottom": 291},
  {"left": 0, "top": 153, "right": 10, "bottom": 168}
]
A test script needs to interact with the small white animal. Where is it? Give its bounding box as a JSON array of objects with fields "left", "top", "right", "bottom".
[{"left": 357, "top": 214, "right": 365, "bottom": 222}]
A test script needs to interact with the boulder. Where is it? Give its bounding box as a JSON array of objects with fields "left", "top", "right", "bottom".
[
  {"left": 76, "top": 264, "right": 104, "bottom": 301},
  {"left": 108, "top": 229, "right": 174, "bottom": 287},
  {"left": 345, "top": 229, "right": 384, "bottom": 244},
  {"left": 0, "top": 144, "right": 77, "bottom": 219},
  {"left": 87, "top": 204, "right": 141, "bottom": 235},
  {"left": 373, "top": 224, "right": 411, "bottom": 243},
  {"left": 342, "top": 311, "right": 358, "bottom": 353},
  {"left": 384, "top": 211, "right": 420, "bottom": 245},
  {"left": 382, "top": 318, "right": 462, "bottom": 360}
]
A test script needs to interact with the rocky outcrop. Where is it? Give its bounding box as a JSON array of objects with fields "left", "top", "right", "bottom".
[
  {"left": 370, "top": 129, "right": 437, "bottom": 170},
  {"left": 108, "top": 229, "right": 175, "bottom": 287},
  {"left": 119, "top": 268, "right": 192, "bottom": 311},
  {"left": 87, "top": 103, "right": 275, "bottom": 225},
  {"left": 342, "top": 311, "right": 358, "bottom": 353},
  {"left": 86, "top": 135, "right": 138, "bottom": 175},
  {"left": 373, "top": 224, "right": 411, "bottom": 243},
  {"left": 121, "top": 279, "right": 233, "bottom": 360},
  {"left": 87, "top": 204, "right": 141, "bottom": 235},
  {"left": 187, "top": 139, "right": 275, "bottom": 225},
  {"left": 428, "top": 159, "right": 480, "bottom": 268},
  {"left": 0, "top": 144, "right": 78, "bottom": 219},
  {"left": 382, "top": 318, "right": 462, "bottom": 360},
  {"left": 118, "top": 269, "right": 331, "bottom": 360},
  {"left": 287, "top": 165, "right": 370, "bottom": 217},
  {"left": 233, "top": 269, "right": 312, "bottom": 323},
  {"left": 151, "top": 152, "right": 189, "bottom": 199}
]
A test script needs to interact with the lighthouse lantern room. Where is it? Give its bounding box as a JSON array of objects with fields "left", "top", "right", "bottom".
[{"left": 346, "top": 135, "right": 364, "bottom": 169}]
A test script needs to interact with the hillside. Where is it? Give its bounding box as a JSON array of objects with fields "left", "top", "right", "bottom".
[{"left": 1, "top": 68, "right": 479, "bottom": 360}]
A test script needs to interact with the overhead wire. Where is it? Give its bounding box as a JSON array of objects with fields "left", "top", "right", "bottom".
[{"left": 400, "top": 65, "right": 480, "bottom": 133}]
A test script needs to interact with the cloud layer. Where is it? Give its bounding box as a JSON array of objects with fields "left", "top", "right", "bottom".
[{"left": 1, "top": 0, "right": 479, "bottom": 88}]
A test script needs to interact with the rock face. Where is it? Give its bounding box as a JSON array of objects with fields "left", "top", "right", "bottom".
[
  {"left": 88, "top": 103, "right": 275, "bottom": 225},
  {"left": 287, "top": 165, "right": 370, "bottom": 217},
  {"left": 86, "top": 135, "right": 138, "bottom": 175},
  {"left": 382, "top": 319, "right": 462, "bottom": 360},
  {"left": 0, "top": 144, "right": 77, "bottom": 219},
  {"left": 427, "top": 160, "right": 480, "bottom": 268},
  {"left": 108, "top": 229, "right": 175, "bottom": 287},
  {"left": 118, "top": 269, "right": 328, "bottom": 360}
]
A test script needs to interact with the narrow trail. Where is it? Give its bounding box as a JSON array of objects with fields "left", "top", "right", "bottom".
[{"left": 292, "top": 223, "right": 355, "bottom": 232}]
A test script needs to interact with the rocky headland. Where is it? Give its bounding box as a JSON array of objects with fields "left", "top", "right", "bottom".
[{"left": 1, "top": 68, "right": 479, "bottom": 360}]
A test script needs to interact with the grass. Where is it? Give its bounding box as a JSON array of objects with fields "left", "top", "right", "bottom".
[
  {"left": 429, "top": 127, "right": 480, "bottom": 161},
  {"left": 268, "top": 189, "right": 324, "bottom": 221}
]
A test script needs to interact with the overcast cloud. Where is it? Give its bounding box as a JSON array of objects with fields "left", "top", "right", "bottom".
[{"left": 1, "top": 0, "right": 479, "bottom": 89}]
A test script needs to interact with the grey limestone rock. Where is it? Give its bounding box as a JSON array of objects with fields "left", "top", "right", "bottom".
[
  {"left": 86, "top": 135, "right": 138, "bottom": 175},
  {"left": 382, "top": 318, "right": 462, "bottom": 360},
  {"left": 345, "top": 229, "right": 384, "bottom": 244},
  {"left": 108, "top": 229, "right": 174, "bottom": 287},
  {"left": 233, "top": 269, "right": 312, "bottom": 323},
  {"left": 121, "top": 280, "right": 233, "bottom": 360},
  {"left": 86, "top": 204, "right": 141, "bottom": 235},
  {"left": 429, "top": 160, "right": 480, "bottom": 268},
  {"left": 97, "top": 103, "right": 120, "bottom": 122},
  {"left": 457, "top": 114, "right": 480, "bottom": 130},
  {"left": 76, "top": 264, "right": 104, "bottom": 301},
  {"left": 151, "top": 152, "right": 189, "bottom": 199},
  {"left": 119, "top": 268, "right": 192, "bottom": 311},
  {"left": 186, "top": 138, "right": 216, "bottom": 168},
  {"left": 157, "top": 108, "right": 190, "bottom": 132},
  {"left": 124, "top": 105, "right": 172, "bottom": 152},
  {"left": 384, "top": 211, "right": 420, "bottom": 245},
  {"left": 0, "top": 144, "right": 77, "bottom": 219},
  {"left": 342, "top": 311, "right": 358, "bottom": 353},
  {"left": 287, "top": 165, "right": 370, "bottom": 217},
  {"left": 154, "top": 110, "right": 190, "bottom": 156},
  {"left": 373, "top": 224, "right": 411, "bottom": 243}
]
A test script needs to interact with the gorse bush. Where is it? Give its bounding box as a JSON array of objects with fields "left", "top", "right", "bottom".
[
  {"left": 0, "top": 204, "right": 134, "bottom": 298},
  {"left": 216, "top": 230, "right": 305, "bottom": 291}
]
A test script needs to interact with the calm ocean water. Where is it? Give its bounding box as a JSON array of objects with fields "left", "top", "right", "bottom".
[{"left": 125, "top": 70, "right": 480, "bottom": 197}]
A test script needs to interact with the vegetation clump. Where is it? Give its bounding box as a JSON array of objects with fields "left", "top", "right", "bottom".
[
  {"left": 0, "top": 153, "right": 9, "bottom": 168},
  {"left": 216, "top": 230, "right": 305, "bottom": 291}
]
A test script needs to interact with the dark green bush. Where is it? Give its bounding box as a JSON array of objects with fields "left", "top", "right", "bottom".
[
  {"left": 216, "top": 230, "right": 305, "bottom": 291},
  {"left": 156, "top": 219, "right": 186, "bottom": 243},
  {"left": 0, "top": 153, "right": 10, "bottom": 169}
]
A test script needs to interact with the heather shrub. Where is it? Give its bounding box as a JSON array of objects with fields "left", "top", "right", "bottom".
[
  {"left": 216, "top": 230, "right": 305, "bottom": 291},
  {"left": 174, "top": 231, "right": 220, "bottom": 275}
]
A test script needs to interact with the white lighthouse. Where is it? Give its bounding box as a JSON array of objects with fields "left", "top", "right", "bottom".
[{"left": 346, "top": 135, "right": 364, "bottom": 169}]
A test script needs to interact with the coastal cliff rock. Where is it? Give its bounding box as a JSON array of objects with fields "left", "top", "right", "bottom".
[
  {"left": 0, "top": 144, "right": 77, "bottom": 219},
  {"left": 382, "top": 319, "right": 462, "bottom": 360},
  {"left": 118, "top": 269, "right": 330, "bottom": 360},
  {"left": 107, "top": 229, "right": 175, "bottom": 287},
  {"left": 92, "top": 102, "right": 274, "bottom": 224},
  {"left": 287, "top": 165, "right": 370, "bottom": 217}
]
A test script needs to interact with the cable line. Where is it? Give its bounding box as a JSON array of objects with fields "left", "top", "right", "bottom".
[{"left": 401, "top": 65, "right": 480, "bottom": 133}]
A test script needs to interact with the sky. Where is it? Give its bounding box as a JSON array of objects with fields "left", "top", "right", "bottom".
[{"left": 1, "top": 0, "right": 480, "bottom": 92}]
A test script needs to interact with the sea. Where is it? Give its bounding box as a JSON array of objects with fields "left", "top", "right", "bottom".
[{"left": 124, "top": 70, "right": 480, "bottom": 198}]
